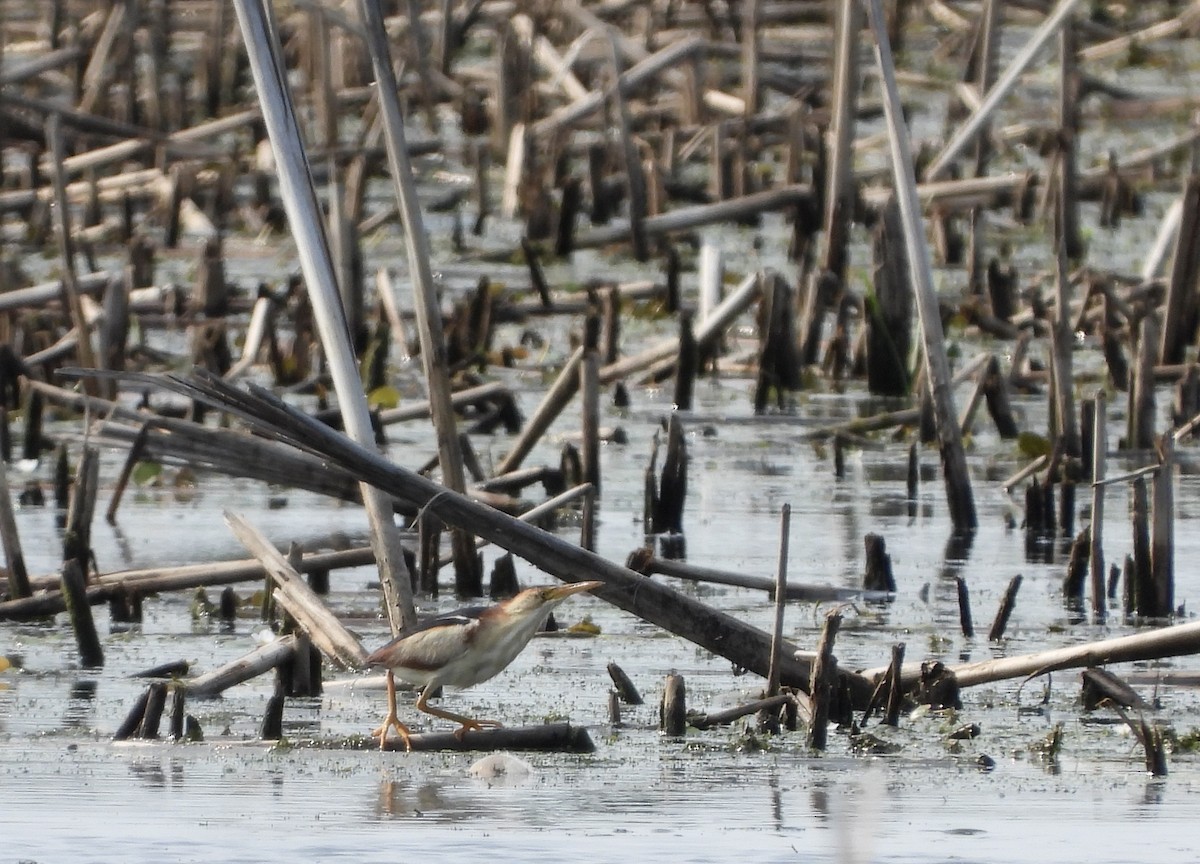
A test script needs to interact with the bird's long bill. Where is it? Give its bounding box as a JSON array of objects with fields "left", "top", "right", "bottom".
[{"left": 547, "top": 580, "right": 606, "bottom": 601}]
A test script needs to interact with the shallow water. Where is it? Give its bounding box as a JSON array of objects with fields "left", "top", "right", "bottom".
[
  {"left": 6, "top": 365, "right": 1200, "bottom": 863},
  {"left": 8, "top": 15, "right": 1200, "bottom": 863}
]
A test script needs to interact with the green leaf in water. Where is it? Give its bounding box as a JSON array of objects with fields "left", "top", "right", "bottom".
[
  {"left": 1017, "top": 432, "right": 1052, "bottom": 459},
  {"left": 131, "top": 461, "right": 162, "bottom": 486},
  {"left": 368, "top": 385, "right": 401, "bottom": 410}
]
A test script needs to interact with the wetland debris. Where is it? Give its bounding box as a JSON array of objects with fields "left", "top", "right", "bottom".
[
  {"left": 625, "top": 547, "right": 877, "bottom": 603},
  {"left": 988, "top": 574, "right": 1024, "bottom": 642},
  {"left": 60, "top": 559, "right": 102, "bottom": 669},
  {"left": 607, "top": 662, "right": 643, "bottom": 706},
  {"left": 7, "top": 0, "right": 1200, "bottom": 770},
  {"left": 368, "top": 722, "right": 593, "bottom": 754},
  {"left": 689, "top": 693, "right": 800, "bottom": 732},
  {"left": 1080, "top": 667, "right": 1149, "bottom": 713},
  {"left": 226, "top": 511, "right": 368, "bottom": 670},
  {"left": 659, "top": 673, "right": 688, "bottom": 737},
  {"left": 102, "top": 368, "right": 867, "bottom": 701},
  {"left": 866, "top": 618, "right": 1200, "bottom": 691},
  {"left": 807, "top": 609, "right": 843, "bottom": 751}
]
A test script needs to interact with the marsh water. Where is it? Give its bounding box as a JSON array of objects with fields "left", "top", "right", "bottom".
[
  {"left": 8, "top": 17, "right": 1200, "bottom": 864},
  {"left": 6, "top": 335, "right": 1200, "bottom": 863}
]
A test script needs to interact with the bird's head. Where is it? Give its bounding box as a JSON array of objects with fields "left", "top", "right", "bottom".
[{"left": 501, "top": 580, "right": 605, "bottom": 619}]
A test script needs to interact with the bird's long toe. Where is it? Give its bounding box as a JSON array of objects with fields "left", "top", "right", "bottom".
[
  {"left": 453, "top": 718, "right": 503, "bottom": 741},
  {"left": 372, "top": 714, "right": 414, "bottom": 751}
]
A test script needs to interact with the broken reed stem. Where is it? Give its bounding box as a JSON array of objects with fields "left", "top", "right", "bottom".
[
  {"left": 495, "top": 347, "right": 583, "bottom": 476},
  {"left": 766, "top": 503, "right": 791, "bottom": 698},
  {"left": 0, "top": 460, "right": 31, "bottom": 598},
  {"left": 225, "top": 512, "right": 368, "bottom": 670},
  {"left": 1089, "top": 391, "right": 1107, "bottom": 619},
  {"left": 988, "top": 574, "right": 1023, "bottom": 641},
  {"left": 580, "top": 351, "right": 601, "bottom": 494},
  {"left": 924, "top": 0, "right": 1085, "bottom": 181},
  {"left": 46, "top": 113, "right": 100, "bottom": 394},
  {"left": 807, "top": 609, "right": 843, "bottom": 751},
  {"left": 356, "top": 0, "right": 480, "bottom": 598},
  {"left": 821, "top": 0, "right": 863, "bottom": 279},
  {"left": 660, "top": 673, "right": 687, "bottom": 736},
  {"left": 864, "top": 0, "right": 977, "bottom": 533},
  {"left": 956, "top": 576, "right": 974, "bottom": 638},
  {"left": 231, "top": 0, "right": 415, "bottom": 632},
  {"left": 61, "top": 558, "right": 103, "bottom": 668},
  {"left": 1151, "top": 434, "right": 1175, "bottom": 618},
  {"left": 883, "top": 642, "right": 906, "bottom": 726}
]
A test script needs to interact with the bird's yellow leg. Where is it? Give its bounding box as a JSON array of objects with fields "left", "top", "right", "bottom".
[
  {"left": 415, "top": 685, "right": 503, "bottom": 740},
  {"left": 370, "top": 670, "right": 415, "bottom": 751}
]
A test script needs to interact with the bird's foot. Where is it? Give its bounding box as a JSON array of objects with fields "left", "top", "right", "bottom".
[
  {"left": 371, "top": 713, "right": 415, "bottom": 752},
  {"left": 453, "top": 718, "right": 503, "bottom": 741}
]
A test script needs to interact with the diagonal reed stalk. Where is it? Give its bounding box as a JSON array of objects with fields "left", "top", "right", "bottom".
[{"left": 230, "top": 0, "right": 415, "bottom": 631}]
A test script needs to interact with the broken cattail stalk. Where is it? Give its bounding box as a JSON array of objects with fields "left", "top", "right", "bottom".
[
  {"left": 865, "top": 0, "right": 976, "bottom": 533},
  {"left": 1089, "top": 390, "right": 1107, "bottom": 619},
  {"left": 232, "top": 0, "right": 415, "bottom": 632},
  {"left": 1080, "top": 667, "right": 1148, "bottom": 712},
  {"left": 1062, "top": 528, "right": 1090, "bottom": 605},
  {"left": 627, "top": 548, "right": 879, "bottom": 603},
  {"left": 867, "top": 197, "right": 913, "bottom": 397},
  {"left": 988, "top": 574, "right": 1023, "bottom": 641},
  {"left": 1151, "top": 435, "right": 1175, "bottom": 618},
  {"left": 924, "top": 0, "right": 1085, "bottom": 181},
  {"left": 494, "top": 347, "right": 584, "bottom": 476},
  {"left": 607, "top": 662, "right": 643, "bottom": 705},
  {"left": 358, "top": 0, "right": 481, "bottom": 599},
  {"left": 884, "top": 642, "right": 906, "bottom": 727},
  {"left": 575, "top": 185, "right": 812, "bottom": 250},
  {"left": 378, "top": 723, "right": 594, "bottom": 754},
  {"left": 807, "top": 609, "right": 843, "bottom": 751},
  {"left": 185, "top": 634, "right": 297, "bottom": 698},
  {"left": 139, "top": 682, "right": 168, "bottom": 739},
  {"left": 956, "top": 577, "right": 974, "bottom": 638},
  {"left": 1159, "top": 178, "right": 1200, "bottom": 365},
  {"left": 261, "top": 682, "right": 285, "bottom": 740},
  {"left": 863, "top": 533, "right": 897, "bottom": 593},
  {"left": 689, "top": 694, "right": 798, "bottom": 731},
  {"left": 225, "top": 513, "right": 368, "bottom": 670},
  {"left": 822, "top": 0, "right": 864, "bottom": 281},
  {"left": 580, "top": 352, "right": 601, "bottom": 494},
  {"left": 1127, "top": 314, "right": 1159, "bottom": 450},
  {"left": 1050, "top": 241, "right": 1079, "bottom": 456},
  {"left": 766, "top": 504, "right": 791, "bottom": 698},
  {"left": 872, "top": 615, "right": 1200, "bottom": 690},
  {"left": 61, "top": 559, "right": 103, "bottom": 668},
  {"left": 0, "top": 460, "right": 31, "bottom": 599},
  {"left": 660, "top": 673, "right": 687, "bottom": 736},
  {"left": 62, "top": 446, "right": 100, "bottom": 575},
  {"left": 113, "top": 687, "right": 151, "bottom": 741}
]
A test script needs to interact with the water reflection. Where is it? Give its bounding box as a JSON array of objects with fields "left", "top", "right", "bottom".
[
  {"left": 1142, "top": 778, "right": 1167, "bottom": 806},
  {"left": 767, "top": 770, "right": 782, "bottom": 832},
  {"left": 126, "top": 757, "right": 185, "bottom": 789},
  {"left": 809, "top": 780, "right": 830, "bottom": 821},
  {"left": 935, "top": 532, "right": 975, "bottom": 637},
  {"left": 375, "top": 778, "right": 452, "bottom": 819},
  {"left": 63, "top": 679, "right": 97, "bottom": 729},
  {"left": 106, "top": 519, "right": 136, "bottom": 570}
]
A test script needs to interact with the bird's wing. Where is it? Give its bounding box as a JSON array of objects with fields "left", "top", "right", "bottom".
[{"left": 366, "top": 609, "right": 486, "bottom": 671}]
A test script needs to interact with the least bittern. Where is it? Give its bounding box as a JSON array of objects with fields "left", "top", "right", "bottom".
[{"left": 367, "top": 581, "right": 604, "bottom": 750}]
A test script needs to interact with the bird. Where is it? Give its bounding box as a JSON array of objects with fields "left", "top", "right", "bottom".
[{"left": 366, "top": 580, "right": 605, "bottom": 750}]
